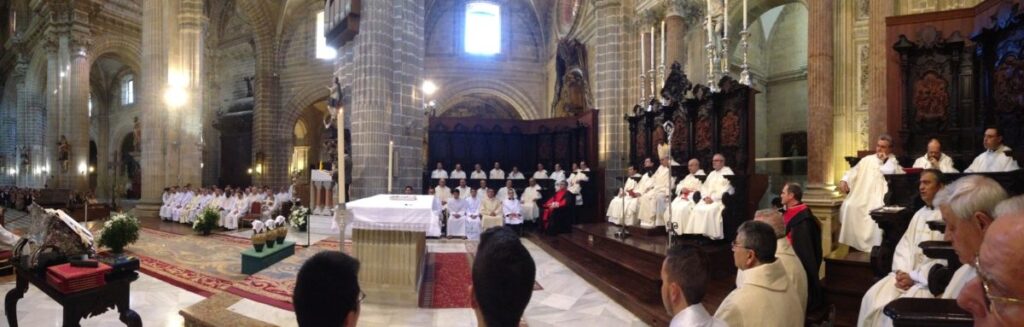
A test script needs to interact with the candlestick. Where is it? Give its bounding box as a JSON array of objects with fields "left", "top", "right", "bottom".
[
  {"left": 387, "top": 140, "right": 394, "bottom": 193},
  {"left": 660, "top": 20, "right": 666, "bottom": 66}
]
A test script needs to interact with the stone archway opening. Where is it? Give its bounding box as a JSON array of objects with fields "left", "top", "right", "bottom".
[{"left": 438, "top": 93, "right": 522, "bottom": 120}]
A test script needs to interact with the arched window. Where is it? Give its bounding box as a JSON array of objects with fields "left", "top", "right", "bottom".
[
  {"left": 316, "top": 11, "right": 337, "bottom": 59},
  {"left": 121, "top": 74, "right": 134, "bottom": 105},
  {"left": 464, "top": 2, "right": 501, "bottom": 55}
]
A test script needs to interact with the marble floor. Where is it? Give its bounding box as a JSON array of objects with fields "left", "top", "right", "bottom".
[{"left": 0, "top": 236, "right": 646, "bottom": 327}]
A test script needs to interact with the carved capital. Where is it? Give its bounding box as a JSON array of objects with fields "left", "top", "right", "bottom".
[{"left": 667, "top": 0, "right": 705, "bottom": 26}]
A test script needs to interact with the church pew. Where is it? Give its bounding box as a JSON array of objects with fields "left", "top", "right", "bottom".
[
  {"left": 919, "top": 240, "right": 961, "bottom": 296},
  {"left": 868, "top": 170, "right": 1024, "bottom": 278}
]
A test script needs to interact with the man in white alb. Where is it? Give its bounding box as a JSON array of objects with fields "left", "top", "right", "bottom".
[
  {"left": 532, "top": 163, "right": 548, "bottom": 179},
  {"left": 431, "top": 162, "right": 449, "bottom": 179},
  {"left": 839, "top": 134, "right": 905, "bottom": 252},
  {"left": 912, "top": 138, "right": 959, "bottom": 173},
  {"left": 637, "top": 157, "right": 673, "bottom": 228},
  {"left": 508, "top": 166, "right": 525, "bottom": 180},
  {"left": 489, "top": 162, "right": 506, "bottom": 180},
  {"left": 549, "top": 163, "right": 567, "bottom": 184},
  {"left": 446, "top": 189, "right": 468, "bottom": 238},
  {"left": 689, "top": 154, "right": 734, "bottom": 239},
  {"left": 668, "top": 159, "right": 705, "bottom": 235},
  {"left": 520, "top": 178, "right": 542, "bottom": 223},
  {"left": 455, "top": 179, "right": 472, "bottom": 197},
  {"left": 434, "top": 179, "right": 451, "bottom": 207},
  {"left": 465, "top": 188, "right": 483, "bottom": 240},
  {"left": 567, "top": 163, "right": 590, "bottom": 205},
  {"left": 965, "top": 127, "right": 1019, "bottom": 173},
  {"left": 450, "top": 163, "right": 467, "bottom": 180},
  {"left": 470, "top": 164, "right": 487, "bottom": 179},
  {"left": 607, "top": 165, "right": 642, "bottom": 225},
  {"left": 497, "top": 180, "right": 515, "bottom": 200}
]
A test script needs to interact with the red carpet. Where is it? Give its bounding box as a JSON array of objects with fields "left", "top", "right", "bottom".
[{"left": 420, "top": 252, "right": 473, "bottom": 308}]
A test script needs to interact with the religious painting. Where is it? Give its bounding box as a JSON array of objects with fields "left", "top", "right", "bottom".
[
  {"left": 551, "top": 38, "right": 592, "bottom": 117},
  {"left": 913, "top": 71, "right": 949, "bottom": 122},
  {"left": 782, "top": 132, "right": 807, "bottom": 175}
]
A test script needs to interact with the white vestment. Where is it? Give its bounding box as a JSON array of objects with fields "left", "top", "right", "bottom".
[
  {"left": 607, "top": 175, "right": 642, "bottom": 225},
  {"left": 428, "top": 195, "right": 443, "bottom": 237},
  {"left": 532, "top": 170, "right": 549, "bottom": 179},
  {"left": 449, "top": 170, "right": 467, "bottom": 179},
  {"left": 431, "top": 169, "right": 449, "bottom": 179},
  {"left": 715, "top": 261, "right": 804, "bottom": 327},
  {"left": 224, "top": 197, "right": 247, "bottom": 229},
  {"left": 497, "top": 187, "right": 514, "bottom": 201},
  {"left": 480, "top": 197, "right": 503, "bottom": 230},
  {"left": 160, "top": 192, "right": 173, "bottom": 218},
  {"left": 912, "top": 153, "right": 959, "bottom": 173},
  {"left": 503, "top": 198, "right": 523, "bottom": 225},
  {"left": 637, "top": 166, "right": 672, "bottom": 227},
  {"left": 840, "top": 154, "right": 904, "bottom": 252},
  {"left": 219, "top": 196, "right": 237, "bottom": 226},
  {"left": 508, "top": 172, "right": 525, "bottom": 180},
  {"left": 455, "top": 186, "right": 472, "bottom": 198},
  {"left": 735, "top": 239, "right": 809, "bottom": 312},
  {"left": 446, "top": 198, "right": 468, "bottom": 237},
  {"left": 689, "top": 167, "right": 735, "bottom": 239},
  {"left": 521, "top": 186, "right": 542, "bottom": 221},
  {"left": 965, "top": 145, "right": 1019, "bottom": 173},
  {"left": 465, "top": 197, "right": 482, "bottom": 240},
  {"left": 941, "top": 265, "right": 977, "bottom": 299},
  {"left": 489, "top": 169, "right": 505, "bottom": 180},
  {"left": 670, "top": 304, "right": 728, "bottom": 327},
  {"left": 470, "top": 170, "right": 487, "bottom": 179},
  {"left": 434, "top": 186, "right": 451, "bottom": 205},
  {"left": 668, "top": 170, "right": 705, "bottom": 234},
  {"left": 858, "top": 206, "right": 946, "bottom": 327},
  {"left": 549, "top": 170, "right": 567, "bottom": 184}
]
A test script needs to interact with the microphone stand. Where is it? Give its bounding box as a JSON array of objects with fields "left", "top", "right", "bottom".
[
  {"left": 666, "top": 166, "right": 677, "bottom": 247},
  {"left": 614, "top": 176, "right": 630, "bottom": 240}
]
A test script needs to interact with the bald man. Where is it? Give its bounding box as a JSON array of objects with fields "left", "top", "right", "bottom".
[
  {"left": 957, "top": 195, "right": 1024, "bottom": 326},
  {"left": 689, "top": 154, "right": 734, "bottom": 239},
  {"left": 667, "top": 159, "right": 705, "bottom": 235},
  {"left": 912, "top": 139, "right": 959, "bottom": 173}
]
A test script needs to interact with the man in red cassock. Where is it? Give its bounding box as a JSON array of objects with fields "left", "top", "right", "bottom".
[{"left": 542, "top": 180, "right": 570, "bottom": 234}]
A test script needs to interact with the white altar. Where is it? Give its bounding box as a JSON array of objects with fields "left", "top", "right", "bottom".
[{"left": 346, "top": 194, "right": 434, "bottom": 306}]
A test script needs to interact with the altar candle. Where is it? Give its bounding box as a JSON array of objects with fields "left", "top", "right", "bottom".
[
  {"left": 388, "top": 140, "right": 394, "bottom": 193},
  {"left": 724, "top": 0, "right": 729, "bottom": 37},
  {"left": 640, "top": 31, "right": 645, "bottom": 74},
  {"left": 650, "top": 27, "right": 655, "bottom": 69},
  {"left": 743, "top": 0, "right": 748, "bottom": 29},
  {"left": 319, "top": 161, "right": 323, "bottom": 170},
  {"left": 660, "top": 20, "right": 666, "bottom": 66},
  {"left": 706, "top": 0, "right": 713, "bottom": 41}
]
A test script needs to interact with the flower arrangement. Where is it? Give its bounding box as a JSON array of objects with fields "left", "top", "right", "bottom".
[
  {"left": 251, "top": 220, "right": 267, "bottom": 252},
  {"left": 97, "top": 212, "right": 140, "bottom": 254},
  {"left": 289, "top": 206, "right": 310, "bottom": 231},
  {"left": 193, "top": 207, "right": 220, "bottom": 235},
  {"left": 275, "top": 216, "right": 288, "bottom": 244}
]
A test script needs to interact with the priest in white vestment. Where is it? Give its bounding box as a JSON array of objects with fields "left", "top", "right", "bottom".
[
  {"left": 637, "top": 157, "right": 673, "bottom": 228},
  {"left": 455, "top": 179, "right": 472, "bottom": 198},
  {"left": 219, "top": 191, "right": 238, "bottom": 227},
  {"left": 434, "top": 179, "right": 451, "bottom": 206},
  {"left": 480, "top": 188, "right": 503, "bottom": 230},
  {"left": 735, "top": 210, "right": 809, "bottom": 311},
  {"left": 859, "top": 169, "right": 946, "bottom": 327},
  {"left": 446, "top": 190, "right": 468, "bottom": 238},
  {"left": 465, "top": 188, "right": 483, "bottom": 240},
  {"left": 690, "top": 154, "right": 735, "bottom": 239},
  {"left": 839, "top": 135, "right": 905, "bottom": 252},
  {"left": 965, "top": 127, "right": 1020, "bottom": 173},
  {"left": 431, "top": 162, "right": 449, "bottom": 179},
  {"left": 669, "top": 159, "right": 705, "bottom": 235},
  {"left": 224, "top": 192, "right": 248, "bottom": 229},
  {"left": 955, "top": 202, "right": 1024, "bottom": 326},
  {"left": 532, "top": 163, "right": 548, "bottom": 179},
  {"left": 160, "top": 188, "right": 175, "bottom": 219},
  {"left": 489, "top": 162, "right": 505, "bottom": 180},
  {"left": 503, "top": 190, "right": 523, "bottom": 234},
  {"left": 508, "top": 167, "right": 525, "bottom": 180},
  {"left": 549, "top": 164, "right": 567, "bottom": 184},
  {"left": 715, "top": 221, "right": 804, "bottom": 327},
  {"left": 470, "top": 164, "right": 487, "bottom": 179},
  {"left": 450, "top": 164, "right": 467, "bottom": 180},
  {"left": 427, "top": 188, "right": 443, "bottom": 237},
  {"left": 567, "top": 163, "right": 590, "bottom": 206},
  {"left": 607, "top": 166, "right": 642, "bottom": 225},
  {"left": 935, "top": 175, "right": 1007, "bottom": 301},
  {"left": 912, "top": 139, "right": 959, "bottom": 173},
  {"left": 520, "top": 179, "right": 542, "bottom": 223},
  {"left": 497, "top": 180, "right": 515, "bottom": 200}
]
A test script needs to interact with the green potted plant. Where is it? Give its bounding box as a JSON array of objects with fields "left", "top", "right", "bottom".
[
  {"left": 193, "top": 207, "right": 219, "bottom": 236},
  {"left": 98, "top": 212, "right": 140, "bottom": 254},
  {"left": 289, "top": 206, "right": 310, "bottom": 232}
]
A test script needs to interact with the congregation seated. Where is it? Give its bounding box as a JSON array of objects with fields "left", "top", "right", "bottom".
[
  {"left": 0, "top": 187, "right": 40, "bottom": 211},
  {"left": 839, "top": 134, "right": 905, "bottom": 252},
  {"left": 667, "top": 159, "right": 705, "bottom": 235},
  {"left": 661, "top": 243, "right": 727, "bottom": 327},
  {"left": 293, "top": 251, "right": 362, "bottom": 327},
  {"left": 471, "top": 227, "right": 536, "bottom": 327},
  {"left": 715, "top": 220, "right": 804, "bottom": 326},
  {"left": 859, "top": 169, "right": 946, "bottom": 327},
  {"left": 607, "top": 165, "right": 642, "bottom": 226},
  {"left": 912, "top": 139, "right": 959, "bottom": 173},
  {"left": 965, "top": 127, "right": 1019, "bottom": 173},
  {"left": 689, "top": 154, "right": 735, "bottom": 239}
]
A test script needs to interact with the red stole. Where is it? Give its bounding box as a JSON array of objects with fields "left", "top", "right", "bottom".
[
  {"left": 542, "top": 189, "right": 569, "bottom": 229},
  {"left": 783, "top": 203, "right": 808, "bottom": 243}
]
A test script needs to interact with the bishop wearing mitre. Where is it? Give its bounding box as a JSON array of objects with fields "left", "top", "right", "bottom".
[{"left": 838, "top": 134, "right": 905, "bottom": 252}]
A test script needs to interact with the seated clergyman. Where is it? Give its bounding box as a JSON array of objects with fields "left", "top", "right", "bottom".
[
  {"left": 965, "top": 127, "right": 1020, "bottom": 173},
  {"left": 956, "top": 195, "right": 1024, "bottom": 326},
  {"left": 446, "top": 189, "right": 468, "bottom": 238},
  {"left": 637, "top": 157, "right": 672, "bottom": 228},
  {"left": 434, "top": 178, "right": 451, "bottom": 206},
  {"left": 508, "top": 166, "right": 525, "bottom": 180},
  {"left": 607, "top": 165, "right": 642, "bottom": 226},
  {"left": 431, "top": 162, "right": 448, "bottom": 179},
  {"left": 935, "top": 175, "right": 1007, "bottom": 300},
  {"left": 489, "top": 162, "right": 506, "bottom": 180},
  {"left": 532, "top": 163, "right": 549, "bottom": 179},
  {"left": 667, "top": 159, "right": 704, "bottom": 235},
  {"left": 839, "top": 134, "right": 905, "bottom": 252},
  {"left": 450, "top": 163, "right": 467, "bottom": 180},
  {"left": 912, "top": 138, "right": 959, "bottom": 173},
  {"left": 689, "top": 154, "right": 734, "bottom": 239},
  {"left": 470, "top": 163, "right": 487, "bottom": 179}
]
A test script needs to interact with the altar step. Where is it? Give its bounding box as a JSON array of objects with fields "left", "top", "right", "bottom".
[{"left": 823, "top": 250, "right": 874, "bottom": 327}]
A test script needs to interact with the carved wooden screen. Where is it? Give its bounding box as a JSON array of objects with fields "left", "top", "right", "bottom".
[
  {"left": 715, "top": 78, "right": 754, "bottom": 172},
  {"left": 975, "top": 4, "right": 1024, "bottom": 163},
  {"left": 894, "top": 27, "right": 973, "bottom": 164}
]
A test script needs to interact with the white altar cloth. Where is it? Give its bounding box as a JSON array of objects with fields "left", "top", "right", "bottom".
[{"left": 346, "top": 194, "right": 435, "bottom": 232}]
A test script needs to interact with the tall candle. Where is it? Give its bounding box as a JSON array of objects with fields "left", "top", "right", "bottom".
[
  {"left": 640, "top": 31, "right": 645, "bottom": 74},
  {"left": 387, "top": 140, "right": 394, "bottom": 193},
  {"left": 743, "top": 0, "right": 748, "bottom": 29},
  {"left": 660, "top": 20, "right": 666, "bottom": 66},
  {"left": 650, "top": 27, "right": 655, "bottom": 69},
  {"left": 706, "top": 0, "right": 713, "bottom": 41},
  {"left": 724, "top": 0, "right": 729, "bottom": 37}
]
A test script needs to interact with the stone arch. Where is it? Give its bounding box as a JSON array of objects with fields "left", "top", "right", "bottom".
[
  {"left": 725, "top": 0, "right": 807, "bottom": 56},
  {"left": 282, "top": 85, "right": 331, "bottom": 134},
  {"left": 433, "top": 79, "right": 540, "bottom": 120},
  {"left": 87, "top": 36, "right": 142, "bottom": 76}
]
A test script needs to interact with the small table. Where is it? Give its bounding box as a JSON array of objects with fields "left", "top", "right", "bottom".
[
  {"left": 4, "top": 262, "right": 142, "bottom": 327},
  {"left": 241, "top": 241, "right": 295, "bottom": 274}
]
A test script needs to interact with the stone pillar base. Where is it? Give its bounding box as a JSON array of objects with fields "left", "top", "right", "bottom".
[
  {"left": 134, "top": 201, "right": 162, "bottom": 219},
  {"left": 803, "top": 186, "right": 843, "bottom": 278}
]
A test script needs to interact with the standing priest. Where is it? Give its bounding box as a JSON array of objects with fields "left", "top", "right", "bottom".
[
  {"left": 689, "top": 154, "right": 734, "bottom": 239},
  {"left": 839, "top": 134, "right": 905, "bottom": 252}
]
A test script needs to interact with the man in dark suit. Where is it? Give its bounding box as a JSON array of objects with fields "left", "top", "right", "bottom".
[{"left": 781, "top": 182, "right": 824, "bottom": 312}]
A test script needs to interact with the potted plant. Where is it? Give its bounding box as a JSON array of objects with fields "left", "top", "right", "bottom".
[
  {"left": 252, "top": 231, "right": 267, "bottom": 252},
  {"left": 97, "top": 212, "right": 140, "bottom": 255},
  {"left": 289, "top": 206, "right": 310, "bottom": 232},
  {"left": 193, "top": 207, "right": 219, "bottom": 236}
]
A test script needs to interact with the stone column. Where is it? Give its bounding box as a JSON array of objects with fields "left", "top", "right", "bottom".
[
  {"left": 664, "top": 15, "right": 687, "bottom": 69},
  {"left": 177, "top": 0, "right": 205, "bottom": 187},
  {"left": 804, "top": 0, "right": 843, "bottom": 260},
  {"left": 592, "top": 0, "right": 629, "bottom": 197},
  {"left": 68, "top": 38, "right": 91, "bottom": 192},
  {"left": 136, "top": 0, "right": 171, "bottom": 218},
  {"left": 867, "top": 0, "right": 894, "bottom": 143}
]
